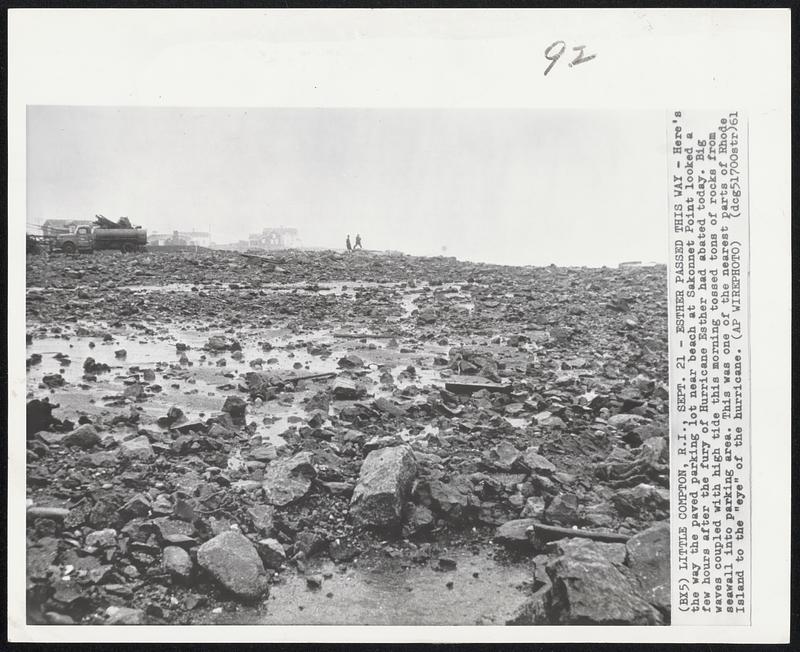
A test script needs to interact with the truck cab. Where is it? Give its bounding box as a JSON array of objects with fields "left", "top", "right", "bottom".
[
  {"left": 56, "top": 226, "right": 94, "bottom": 253},
  {"left": 74, "top": 226, "right": 93, "bottom": 250}
]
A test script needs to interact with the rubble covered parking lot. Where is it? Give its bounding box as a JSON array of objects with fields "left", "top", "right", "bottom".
[{"left": 25, "top": 248, "right": 671, "bottom": 625}]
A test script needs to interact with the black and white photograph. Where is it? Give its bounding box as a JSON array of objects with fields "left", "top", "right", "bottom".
[
  {"left": 8, "top": 8, "right": 791, "bottom": 645},
  {"left": 24, "top": 106, "right": 671, "bottom": 626}
]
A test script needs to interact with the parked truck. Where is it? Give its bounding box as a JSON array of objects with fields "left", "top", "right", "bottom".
[{"left": 55, "top": 224, "right": 148, "bottom": 253}]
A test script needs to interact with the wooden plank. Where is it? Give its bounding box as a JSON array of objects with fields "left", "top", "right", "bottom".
[
  {"left": 529, "top": 522, "right": 630, "bottom": 544},
  {"left": 444, "top": 375, "right": 512, "bottom": 395}
]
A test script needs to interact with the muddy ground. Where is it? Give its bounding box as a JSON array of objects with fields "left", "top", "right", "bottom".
[{"left": 25, "top": 248, "right": 671, "bottom": 626}]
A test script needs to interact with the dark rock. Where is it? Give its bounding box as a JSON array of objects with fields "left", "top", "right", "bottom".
[
  {"left": 328, "top": 540, "right": 359, "bottom": 563},
  {"left": 42, "top": 374, "right": 65, "bottom": 388},
  {"left": 428, "top": 479, "right": 472, "bottom": 521},
  {"left": 256, "top": 538, "right": 286, "bottom": 569},
  {"left": 437, "top": 557, "right": 457, "bottom": 571},
  {"left": 404, "top": 503, "right": 435, "bottom": 537},
  {"left": 545, "top": 493, "right": 581, "bottom": 526},
  {"left": 118, "top": 494, "right": 151, "bottom": 521},
  {"left": 332, "top": 377, "right": 364, "bottom": 400},
  {"left": 337, "top": 354, "right": 364, "bottom": 369},
  {"left": 294, "top": 530, "right": 328, "bottom": 558},
  {"left": 306, "top": 574, "right": 324, "bottom": 589},
  {"left": 26, "top": 399, "right": 60, "bottom": 437},
  {"left": 222, "top": 396, "right": 247, "bottom": 421}
]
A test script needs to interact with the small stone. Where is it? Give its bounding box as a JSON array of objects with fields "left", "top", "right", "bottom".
[
  {"left": 85, "top": 528, "right": 117, "bottom": 548},
  {"left": 306, "top": 574, "right": 324, "bottom": 589},
  {"left": 247, "top": 504, "right": 275, "bottom": 536},
  {"left": 337, "top": 354, "right": 364, "bottom": 369},
  {"left": 256, "top": 538, "right": 286, "bottom": 569},
  {"left": 437, "top": 557, "right": 457, "bottom": 571}
]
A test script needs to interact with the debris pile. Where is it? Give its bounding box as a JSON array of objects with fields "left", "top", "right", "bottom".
[{"left": 25, "top": 248, "right": 669, "bottom": 625}]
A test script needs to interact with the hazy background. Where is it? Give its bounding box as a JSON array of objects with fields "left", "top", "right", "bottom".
[{"left": 27, "top": 107, "right": 666, "bottom": 267}]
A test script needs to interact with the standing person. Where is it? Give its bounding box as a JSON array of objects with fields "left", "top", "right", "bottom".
[
  {"left": 346, "top": 235, "right": 352, "bottom": 252},
  {"left": 354, "top": 234, "right": 362, "bottom": 249}
]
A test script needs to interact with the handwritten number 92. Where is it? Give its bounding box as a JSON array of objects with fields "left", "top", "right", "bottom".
[{"left": 544, "top": 41, "right": 597, "bottom": 76}]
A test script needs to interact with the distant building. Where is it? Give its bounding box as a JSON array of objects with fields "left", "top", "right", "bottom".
[
  {"left": 40, "top": 219, "right": 94, "bottom": 235},
  {"left": 150, "top": 231, "right": 212, "bottom": 247},
  {"left": 247, "top": 227, "right": 301, "bottom": 250}
]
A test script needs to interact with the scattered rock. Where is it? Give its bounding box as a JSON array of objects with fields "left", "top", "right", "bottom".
[
  {"left": 350, "top": 445, "right": 417, "bottom": 531},
  {"left": 261, "top": 452, "right": 316, "bottom": 506},
  {"left": 119, "top": 435, "right": 155, "bottom": 461},
  {"left": 626, "top": 521, "right": 670, "bottom": 613},
  {"left": 197, "top": 531, "right": 269, "bottom": 600},
  {"left": 162, "top": 545, "right": 194, "bottom": 579},
  {"left": 62, "top": 424, "right": 101, "bottom": 449},
  {"left": 543, "top": 538, "right": 663, "bottom": 625}
]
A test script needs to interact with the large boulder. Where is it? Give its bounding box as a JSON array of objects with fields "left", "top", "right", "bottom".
[
  {"left": 350, "top": 445, "right": 417, "bottom": 530},
  {"left": 197, "top": 531, "right": 269, "bottom": 600},
  {"left": 62, "top": 424, "right": 101, "bottom": 449},
  {"left": 626, "top": 521, "right": 670, "bottom": 612},
  {"left": 543, "top": 538, "right": 662, "bottom": 625},
  {"left": 261, "top": 452, "right": 316, "bottom": 506}
]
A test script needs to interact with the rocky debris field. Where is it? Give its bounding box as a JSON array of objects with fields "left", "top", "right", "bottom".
[{"left": 25, "top": 249, "right": 671, "bottom": 625}]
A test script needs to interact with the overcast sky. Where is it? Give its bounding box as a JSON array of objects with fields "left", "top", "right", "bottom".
[{"left": 27, "top": 107, "right": 666, "bottom": 266}]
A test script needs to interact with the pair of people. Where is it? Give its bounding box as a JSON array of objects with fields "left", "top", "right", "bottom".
[{"left": 346, "top": 234, "right": 362, "bottom": 252}]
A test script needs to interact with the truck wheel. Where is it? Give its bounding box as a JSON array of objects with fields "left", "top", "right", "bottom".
[
  {"left": 121, "top": 243, "right": 133, "bottom": 253},
  {"left": 62, "top": 242, "right": 76, "bottom": 254}
]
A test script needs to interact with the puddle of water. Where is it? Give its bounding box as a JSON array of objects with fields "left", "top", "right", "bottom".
[{"left": 213, "top": 547, "right": 535, "bottom": 625}]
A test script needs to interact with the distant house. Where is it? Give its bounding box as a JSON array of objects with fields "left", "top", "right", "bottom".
[{"left": 40, "top": 219, "right": 94, "bottom": 235}]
